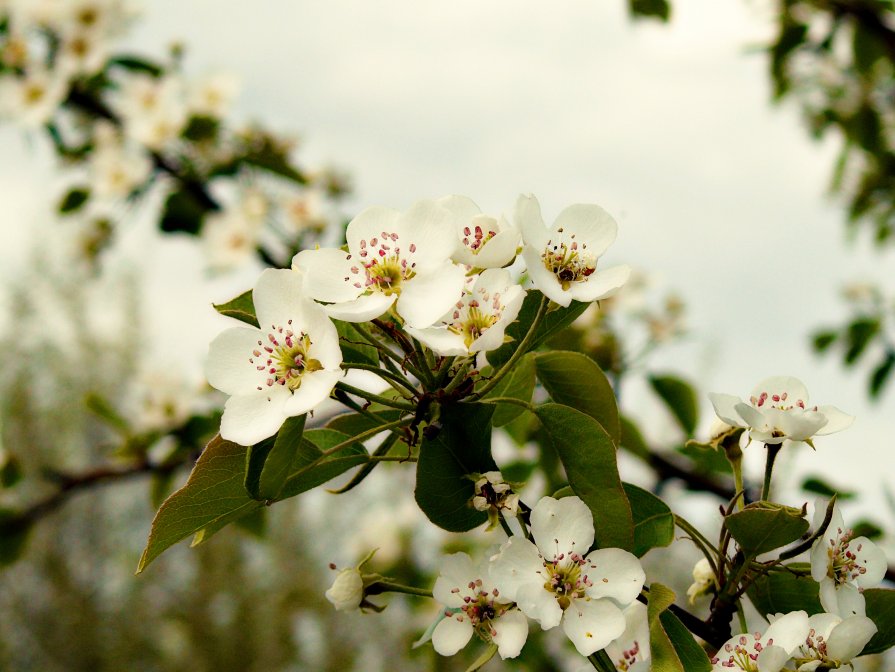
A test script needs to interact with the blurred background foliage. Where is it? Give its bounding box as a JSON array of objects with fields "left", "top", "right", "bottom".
[{"left": 1, "top": 0, "right": 895, "bottom": 670}]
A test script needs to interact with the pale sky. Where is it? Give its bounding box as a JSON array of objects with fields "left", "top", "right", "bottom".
[{"left": 2, "top": 0, "right": 894, "bottom": 521}]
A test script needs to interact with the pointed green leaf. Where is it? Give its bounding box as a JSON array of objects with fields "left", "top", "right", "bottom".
[
  {"left": 334, "top": 320, "right": 379, "bottom": 366},
  {"left": 648, "top": 374, "right": 698, "bottom": 436},
  {"left": 725, "top": 501, "right": 809, "bottom": 557},
  {"left": 535, "top": 351, "right": 620, "bottom": 444},
  {"left": 257, "top": 414, "right": 306, "bottom": 500},
  {"left": 660, "top": 610, "right": 711, "bottom": 671},
  {"left": 414, "top": 403, "right": 497, "bottom": 532},
  {"left": 212, "top": 289, "right": 259, "bottom": 327},
  {"left": 863, "top": 588, "right": 895, "bottom": 655},
  {"left": 535, "top": 403, "right": 632, "bottom": 550},
  {"left": 647, "top": 583, "right": 684, "bottom": 672},
  {"left": 625, "top": 483, "right": 674, "bottom": 557},
  {"left": 485, "top": 352, "right": 536, "bottom": 427},
  {"left": 747, "top": 563, "right": 822, "bottom": 619},
  {"left": 58, "top": 187, "right": 90, "bottom": 214}
]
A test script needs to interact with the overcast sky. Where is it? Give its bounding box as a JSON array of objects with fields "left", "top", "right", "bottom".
[{"left": 2, "top": 0, "right": 894, "bottom": 520}]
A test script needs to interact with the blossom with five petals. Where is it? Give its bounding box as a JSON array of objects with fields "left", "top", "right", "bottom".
[
  {"left": 489, "top": 496, "right": 645, "bottom": 656},
  {"left": 516, "top": 194, "right": 630, "bottom": 307},
  {"left": 294, "top": 199, "right": 466, "bottom": 328},
  {"left": 708, "top": 376, "right": 853, "bottom": 446},
  {"left": 206, "top": 269, "right": 342, "bottom": 445},
  {"left": 791, "top": 612, "right": 877, "bottom": 670},
  {"left": 439, "top": 195, "right": 521, "bottom": 269},
  {"left": 431, "top": 552, "right": 528, "bottom": 659},
  {"left": 810, "top": 500, "right": 886, "bottom": 617}
]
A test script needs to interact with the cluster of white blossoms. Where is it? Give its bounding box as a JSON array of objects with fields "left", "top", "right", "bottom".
[
  {"left": 709, "top": 376, "right": 854, "bottom": 447},
  {"left": 208, "top": 195, "right": 629, "bottom": 445},
  {"left": 428, "top": 496, "right": 646, "bottom": 661}
]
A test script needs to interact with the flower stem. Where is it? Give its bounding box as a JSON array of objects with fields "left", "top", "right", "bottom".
[
  {"left": 475, "top": 396, "right": 536, "bottom": 413},
  {"left": 442, "top": 357, "right": 473, "bottom": 396},
  {"left": 760, "top": 442, "right": 782, "bottom": 502},
  {"left": 365, "top": 581, "right": 432, "bottom": 599},
  {"left": 674, "top": 514, "right": 721, "bottom": 575},
  {"left": 335, "top": 381, "right": 417, "bottom": 411},
  {"left": 587, "top": 650, "right": 617, "bottom": 672},
  {"left": 341, "top": 362, "right": 418, "bottom": 396},
  {"left": 731, "top": 456, "right": 745, "bottom": 511},
  {"left": 318, "top": 418, "right": 410, "bottom": 458},
  {"left": 469, "top": 294, "right": 549, "bottom": 400}
]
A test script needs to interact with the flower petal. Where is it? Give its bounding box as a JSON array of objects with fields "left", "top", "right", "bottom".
[
  {"left": 825, "top": 615, "right": 877, "bottom": 661},
  {"left": 398, "top": 262, "right": 466, "bottom": 329},
  {"left": 323, "top": 292, "right": 396, "bottom": 323},
  {"left": 431, "top": 615, "right": 474, "bottom": 656},
  {"left": 763, "top": 609, "right": 808, "bottom": 655},
  {"left": 492, "top": 608, "right": 529, "bottom": 659},
  {"left": 253, "top": 268, "right": 305, "bottom": 329},
  {"left": 750, "top": 377, "right": 810, "bottom": 406},
  {"left": 433, "top": 552, "right": 477, "bottom": 607},
  {"left": 582, "top": 548, "right": 646, "bottom": 606},
  {"left": 530, "top": 496, "right": 595, "bottom": 561},
  {"left": 553, "top": 203, "right": 618, "bottom": 259},
  {"left": 813, "top": 405, "right": 855, "bottom": 435},
  {"left": 346, "top": 206, "right": 400, "bottom": 255},
  {"left": 516, "top": 580, "right": 563, "bottom": 629},
  {"left": 774, "top": 409, "right": 827, "bottom": 441},
  {"left": 282, "top": 369, "right": 341, "bottom": 416},
  {"left": 522, "top": 244, "right": 570, "bottom": 306},
  {"left": 604, "top": 602, "right": 649, "bottom": 668},
  {"left": 852, "top": 536, "right": 887, "bottom": 588},
  {"left": 708, "top": 393, "right": 746, "bottom": 427},
  {"left": 206, "top": 326, "right": 267, "bottom": 395},
  {"left": 756, "top": 644, "right": 790, "bottom": 672},
  {"left": 515, "top": 193, "right": 549, "bottom": 248},
  {"left": 490, "top": 537, "right": 545, "bottom": 602},
  {"left": 561, "top": 597, "right": 625, "bottom": 656},
  {"left": 404, "top": 326, "right": 468, "bottom": 356},
  {"left": 292, "top": 248, "right": 361, "bottom": 303},
  {"left": 219, "top": 388, "right": 290, "bottom": 446},
  {"left": 820, "top": 579, "right": 865, "bottom": 617},
  {"left": 568, "top": 264, "right": 631, "bottom": 303},
  {"left": 395, "top": 199, "right": 456, "bottom": 269},
  {"left": 458, "top": 226, "right": 521, "bottom": 269}
]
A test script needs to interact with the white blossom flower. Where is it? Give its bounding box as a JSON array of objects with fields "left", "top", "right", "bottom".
[
  {"left": 206, "top": 269, "right": 342, "bottom": 445},
  {"left": 686, "top": 557, "right": 716, "bottom": 605},
  {"left": 710, "top": 610, "right": 809, "bottom": 672},
  {"left": 471, "top": 471, "right": 520, "bottom": 516},
  {"left": 438, "top": 195, "right": 521, "bottom": 269},
  {"left": 404, "top": 268, "right": 525, "bottom": 356},
  {"left": 604, "top": 602, "right": 650, "bottom": 672},
  {"left": 789, "top": 612, "right": 877, "bottom": 671},
  {"left": 114, "top": 73, "right": 188, "bottom": 150},
  {"left": 188, "top": 72, "right": 241, "bottom": 117},
  {"left": 293, "top": 199, "right": 466, "bottom": 328},
  {"left": 490, "top": 496, "right": 645, "bottom": 656},
  {"left": 810, "top": 500, "right": 886, "bottom": 617},
  {"left": 88, "top": 122, "right": 152, "bottom": 199},
  {"left": 708, "top": 376, "right": 853, "bottom": 446},
  {"left": 325, "top": 567, "right": 364, "bottom": 612},
  {"left": 516, "top": 194, "right": 631, "bottom": 307},
  {"left": 432, "top": 552, "right": 528, "bottom": 659},
  {"left": 0, "top": 67, "right": 69, "bottom": 127}
]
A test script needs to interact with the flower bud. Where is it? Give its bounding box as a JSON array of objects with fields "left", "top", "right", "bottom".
[
  {"left": 325, "top": 567, "right": 364, "bottom": 612},
  {"left": 686, "top": 557, "right": 715, "bottom": 605}
]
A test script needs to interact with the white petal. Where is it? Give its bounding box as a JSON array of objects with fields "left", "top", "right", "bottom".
[
  {"left": 561, "top": 598, "right": 625, "bottom": 656},
  {"left": 492, "top": 608, "right": 529, "bottom": 659},
  {"left": 397, "top": 263, "right": 466, "bottom": 328},
  {"left": 433, "top": 552, "right": 477, "bottom": 607},
  {"left": 396, "top": 199, "right": 457, "bottom": 269},
  {"left": 516, "top": 580, "right": 563, "bottom": 629},
  {"left": 219, "top": 388, "right": 290, "bottom": 446},
  {"left": 553, "top": 203, "right": 618, "bottom": 259},
  {"left": 751, "top": 377, "right": 810, "bottom": 405},
  {"left": 253, "top": 268, "right": 305, "bottom": 329},
  {"left": 438, "top": 194, "right": 482, "bottom": 223},
  {"left": 568, "top": 264, "right": 631, "bottom": 303},
  {"left": 522, "top": 244, "right": 570, "bottom": 306},
  {"left": 346, "top": 206, "right": 400, "bottom": 254},
  {"left": 323, "top": 292, "right": 396, "bottom": 323},
  {"left": 604, "top": 602, "right": 649, "bottom": 666},
  {"left": 734, "top": 402, "right": 767, "bottom": 431},
  {"left": 515, "top": 193, "right": 549, "bottom": 248},
  {"left": 813, "top": 405, "right": 855, "bottom": 435},
  {"left": 206, "top": 327, "right": 267, "bottom": 395},
  {"left": 305, "top": 304, "right": 343, "bottom": 369},
  {"left": 821, "top": 580, "right": 865, "bottom": 617},
  {"left": 774, "top": 409, "right": 827, "bottom": 441},
  {"left": 457, "top": 227, "right": 522, "bottom": 269},
  {"left": 282, "top": 369, "right": 341, "bottom": 416},
  {"left": 490, "top": 537, "right": 545, "bottom": 601},
  {"left": 708, "top": 393, "right": 746, "bottom": 427},
  {"left": 431, "top": 615, "right": 474, "bottom": 656},
  {"left": 292, "top": 248, "right": 361, "bottom": 303},
  {"left": 531, "top": 496, "right": 595, "bottom": 561},
  {"left": 405, "top": 326, "right": 468, "bottom": 356},
  {"left": 582, "top": 548, "right": 646, "bottom": 606},
  {"left": 469, "top": 288, "right": 526, "bottom": 354},
  {"left": 756, "top": 644, "right": 790, "bottom": 672},
  {"left": 763, "top": 610, "right": 808, "bottom": 655},
  {"left": 852, "top": 536, "right": 887, "bottom": 588},
  {"left": 826, "top": 615, "right": 877, "bottom": 661}
]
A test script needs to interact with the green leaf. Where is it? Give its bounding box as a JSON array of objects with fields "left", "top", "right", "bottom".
[
  {"left": 746, "top": 564, "right": 822, "bottom": 618},
  {"left": 629, "top": 0, "right": 670, "bottom": 21},
  {"left": 870, "top": 351, "right": 895, "bottom": 398},
  {"left": 257, "top": 414, "right": 306, "bottom": 500},
  {"left": 326, "top": 409, "right": 404, "bottom": 436},
  {"left": 107, "top": 55, "right": 163, "bottom": 76},
  {"left": 160, "top": 189, "right": 209, "bottom": 235},
  {"left": 725, "top": 501, "right": 809, "bottom": 557},
  {"left": 648, "top": 374, "right": 698, "bottom": 436},
  {"left": 485, "top": 352, "right": 536, "bottom": 427},
  {"left": 212, "top": 289, "right": 259, "bottom": 327},
  {"left": 624, "top": 483, "right": 674, "bottom": 557},
  {"left": 812, "top": 329, "right": 838, "bottom": 353},
  {"left": 138, "top": 435, "right": 255, "bottom": 572},
  {"left": 0, "top": 452, "right": 22, "bottom": 488},
  {"left": 679, "top": 441, "right": 732, "bottom": 475},
  {"left": 844, "top": 318, "right": 880, "bottom": 365},
  {"left": 486, "top": 292, "right": 589, "bottom": 368},
  {"left": 863, "top": 588, "right": 895, "bottom": 655},
  {"left": 660, "top": 610, "right": 712, "bottom": 671},
  {"left": 620, "top": 415, "right": 650, "bottom": 459},
  {"left": 800, "top": 476, "right": 856, "bottom": 500},
  {"left": 58, "top": 187, "right": 90, "bottom": 214},
  {"left": 278, "top": 428, "right": 368, "bottom": 499},
  {"left": 182, "top": 115, "right": 219, "bottom": 142},
  {"left": 414, "top": 403, "right": 497, "bottom": 532},
  {"left": 647, "top": 583, "right": 684, "bottom": 672},
  {"left": 851, "top": 519, "right": 884, "bottom": 540},
  {"left": 535, "top": 351, "right": 620, "bottom": 444},
  {"left": 242, "top": 135, "right": 307, "bottom": 184},
  {"left": 535, "top": 403, "right": 632, "bottom": 550},
  {"left": 0, "top": 509, "right": 31, "bottom": 566},
  {"left": 334, "top": 320, "right": 379, "bottom": 366}
]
